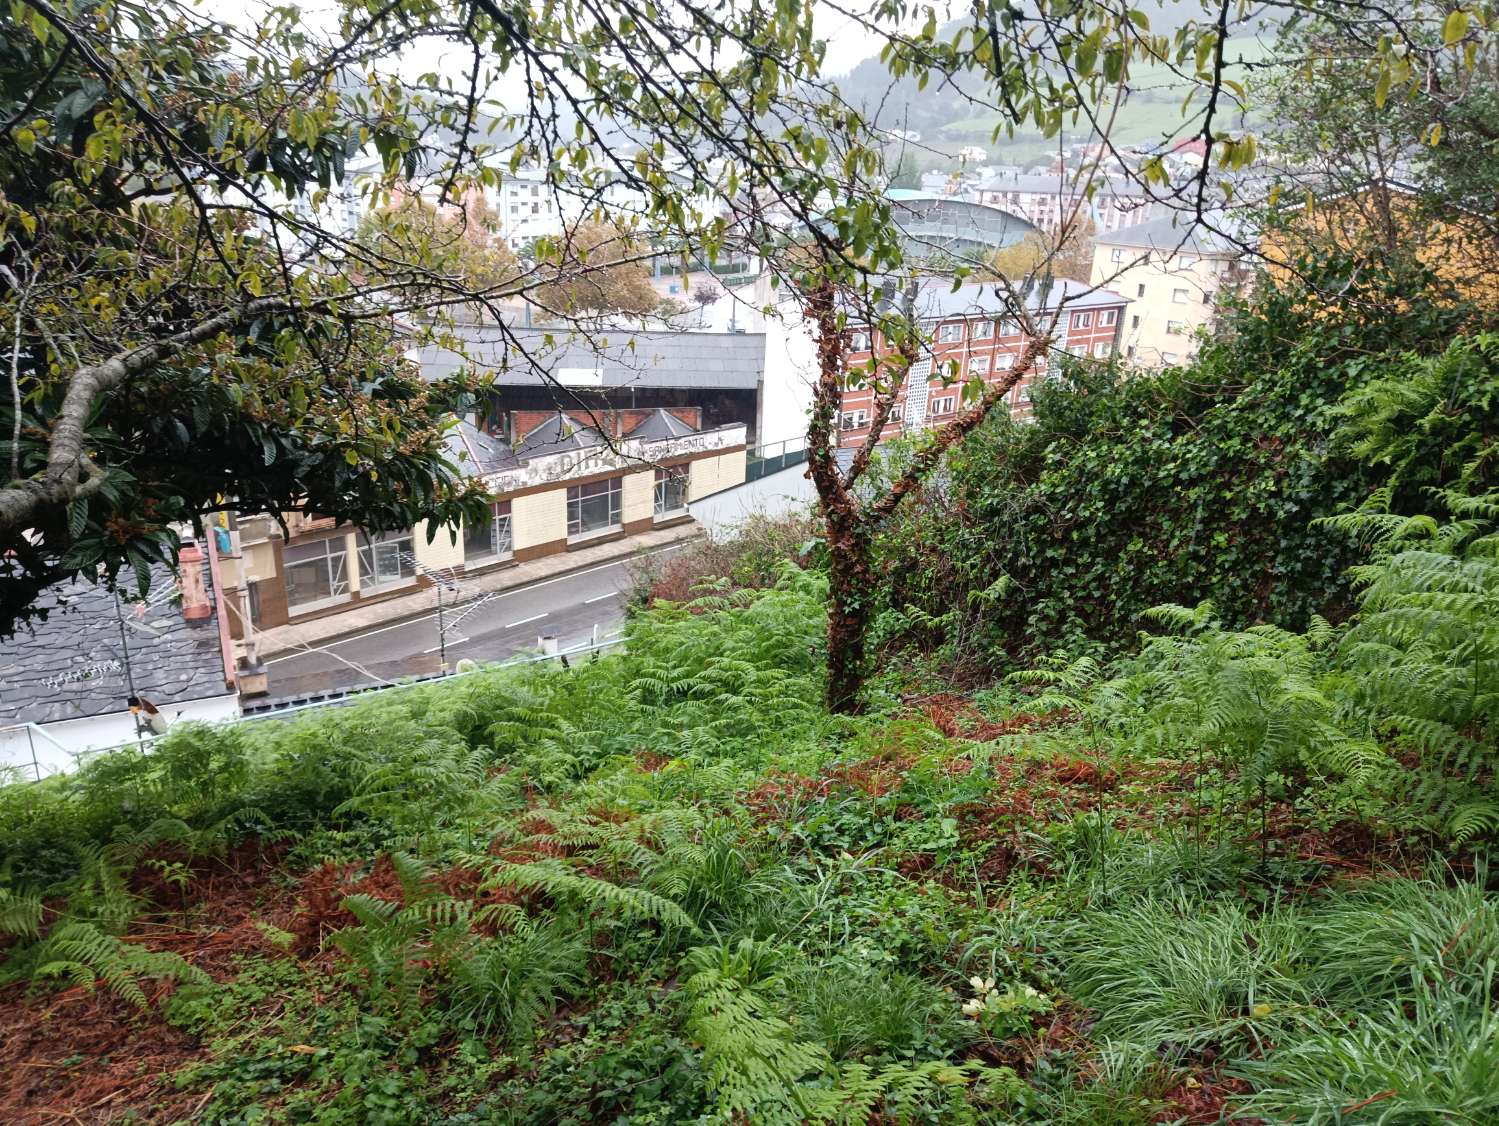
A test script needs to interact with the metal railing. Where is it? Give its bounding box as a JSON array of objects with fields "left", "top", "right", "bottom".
[
  {"left": 744, "top": 437, "right": 809, "bottom": 482},
  {"left": 25, "top": 633, "right": 627, "bottom": 778}
]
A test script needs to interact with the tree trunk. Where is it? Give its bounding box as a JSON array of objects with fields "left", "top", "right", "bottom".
[{"left": 825, "top": 514, "right": 874, "bottom": 714}]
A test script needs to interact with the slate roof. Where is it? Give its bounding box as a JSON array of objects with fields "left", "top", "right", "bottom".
[
  {"left": 445, "top": 418, "right": 519, "bottom": 475},
  {"left": 0, "top": 560, "right": 231, "bottom": 726},
  {"left": 1092, "top": 216, "right": 1245, "bottom": 257},
  {"left": 626, "top": 409, "right": 698, "bottom": 441},
  {"left": 863, "top": 277, "right": 1126, "bottom": 323},
  {"left": 413, "top": 327, "right": 766, "bottom": 391},
  {"left": 511, "top": 412, "right": 608, "bottom": 459}
]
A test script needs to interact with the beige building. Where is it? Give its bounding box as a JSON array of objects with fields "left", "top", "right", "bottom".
[
  {"left": 1090, "top": 218, "right": 1247, "bottom": 368},
  {"left": 214, "top": 411, "right": 746, "bottom": 640}
]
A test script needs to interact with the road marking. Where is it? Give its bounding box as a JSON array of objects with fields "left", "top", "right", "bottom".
[
  {"left": 422, "top": 637, "right": 468, "bottom": 654},
  {"left": 506, "top": 612, "right": 549, "bottom": 628},
  {"left": 583, "top": 593, "right": 615, "bottom": 604},
  {"left": 266, "top": 541, "right": 689, "bottom": 664}
]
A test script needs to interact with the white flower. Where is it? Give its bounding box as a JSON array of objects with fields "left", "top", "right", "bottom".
[
  {"left": 982, "top": 978, "right": 996, "bottom": 994},
  {"left": 968, "top": 976, "right": 986, "bottom": 993},
  {"left": 961, "top": 999, "right": 983, "bottom": 1016}
]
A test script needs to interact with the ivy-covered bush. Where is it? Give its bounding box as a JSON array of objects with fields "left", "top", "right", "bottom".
[{"left": 871, "top": 259, "right": 1491, "bottom": 669}]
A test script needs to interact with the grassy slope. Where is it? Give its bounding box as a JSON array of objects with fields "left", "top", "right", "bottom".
[{"left": 0, "top": 570, "right": 1495, "bottom": 1125}]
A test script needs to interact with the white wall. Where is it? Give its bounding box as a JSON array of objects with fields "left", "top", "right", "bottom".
[
  {"left": 1, "top": 694, "right": 242, "bottom": 780},
  {"left": 688, "top": 461, "right": 817, "bottom": 536}
]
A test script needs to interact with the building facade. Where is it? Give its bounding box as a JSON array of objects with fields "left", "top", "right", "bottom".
[
  {"left": 215, "top": 412, "right": 746, "bottom": 639},
  {"left": 1089, "top": 218, "right": 1247, "bottom": 368},
  {"left": 836, "top": 279, "right": 1128, "bottom": 444}
]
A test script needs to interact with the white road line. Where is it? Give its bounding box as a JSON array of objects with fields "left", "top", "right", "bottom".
[
  {"left": 422, "top": 637, "right": 469, "bottom": 654},
  {"left": 583, "top": 593, "right": 615, "bottom": 604},
  {"left": 266, "top": 541, "right": 689, "bottom": 664},
  {"left": 506, "top": 612, "right": 548, "bottom": 628}
]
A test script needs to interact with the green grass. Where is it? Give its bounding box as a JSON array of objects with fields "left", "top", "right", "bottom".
[{"left": 0, "top": 564, "right": 1495, "bottom": 1124}]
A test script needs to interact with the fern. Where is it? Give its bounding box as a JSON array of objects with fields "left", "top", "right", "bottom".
[{"left": 28, "top": 922, "right": 207, "bottom": 1008}]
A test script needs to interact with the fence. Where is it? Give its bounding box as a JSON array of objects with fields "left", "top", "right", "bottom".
[{"left": 744, "top": 437, "right": 808, "bottom": 482}]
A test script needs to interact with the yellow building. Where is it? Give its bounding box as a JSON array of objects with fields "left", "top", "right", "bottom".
[
  {"left": 1090, "top": 218, "right": 1248, "bottom": 368},
  {"left": 1260, "top": 182, "right": 1499, "bottom": 311}
]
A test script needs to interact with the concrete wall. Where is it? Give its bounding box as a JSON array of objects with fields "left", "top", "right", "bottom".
[
  {"left": 622, "top": 469, "right": 654, "bottom": 524},
  {"left": 1090, "top": 246, "right": 1233, "bottom": 368},
  {"left": 0, "top": 694, "right": 243, "bottom": 780},
  {"left": 513, "top": 487, "right": 566, "bottom": 549},
  {"left": 415, "top": 520, "right": 465, "bottom": 572},
  {"left": 688, "top": 461, "right": 817, "bottom": 536},
  {"left": 757, "top": 290, "right": 818, "bottom": 448}
]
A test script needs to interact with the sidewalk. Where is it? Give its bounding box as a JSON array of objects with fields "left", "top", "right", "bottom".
[{"left": 254, "top": 524, "right": 701, "bottom": 657}]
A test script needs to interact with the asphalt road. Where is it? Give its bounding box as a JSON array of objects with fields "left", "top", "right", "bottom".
[{"left": 261, "top": 543, "right": 687, "bottom": 702}]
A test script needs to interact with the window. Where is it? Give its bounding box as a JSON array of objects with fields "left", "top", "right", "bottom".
[
  {"left": 840, "top": 409, "right": 868, "bottom": 431},
  {"left": 1070, "top": 344, "right": 1088, "bottom": 357},
  {"left": 567, "top": 477, "right": 623, "bottom": 538},
  {"left": 1172, "top": 288, "right": 1190, "bottom": 304},
  {"left": 530, "top": 185, "right": 539, "bottom": 197},
  {"left": 1131, "top": 314, "right": 1141, "bottom": 329},
  {"left": 531, "top": 202, "right": 539, "bottom": 214},
  {"left": 937, "top": 323, "right": 964, "bottom": 343},
  {"left": 1166, "top": 320, "right": 1186, "bottom": 335},
  {"left": 930, "top": 395, "right": 956, "bottom": 415},
  {"left": 655, "top": 467, "right": 689, "bottom": 516},
  {"left": 284, "top": 537, "right": 349, "bottom": 610},
  {"left": 972, "top": 320, "right": 994, "bottom": 340},
  {"left": 1094, "top": 341, "right": 1112, "bottom": 358},
  {"left": 1033, "top": 353, "right": 1047, "bottom": 370},
  {"left": 849, "top": 330, "right": 871, "bottom": 352},
  {"left": 1100, "top": 309, "right": 1118, "bottom": 326},
  {"left": 1161, "top": 351, "right": 1179, "bottom": 364},
  {"left": 1126, "top": 345, "right": 1136, "bottom": 358},
  {"left": 1179, "top": 255, "right": 1197, "bottom": 268},
  {"left": 1110, "top": 247, "right": 1125, "bottom": 263},
  {"left": 1136, "top": 283, "right": 1146, "bottom": 298},
  {"left": 995, "top": 352, "right": 1015, "bottom": 370},
  {"left": 357, "top": 529, "right": 416, "bottom": 592},
  {"left": 889, "top": 403, "right": 904, "bottom": 422},
  {"left": 1071, "top": 311, "right": 1093, "bottom": 329},
  {"left": 463, "top": 502, "right": 513, "bottom": 564},
  {"left": 969, "top": 355, "right": 991, "bottom": 376},
  {"left": 998, "top": 318, "right": 1019, "bottom": 335}
]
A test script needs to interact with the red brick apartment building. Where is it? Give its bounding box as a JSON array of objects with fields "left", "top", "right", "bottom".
[{"left": 837, "top": 278, "right": 1127, "bottom": 443}]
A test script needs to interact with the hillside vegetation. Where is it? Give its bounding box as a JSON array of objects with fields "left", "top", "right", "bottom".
[{"left": 3, "top": 460, "right": 1498, "bottom": 1122}]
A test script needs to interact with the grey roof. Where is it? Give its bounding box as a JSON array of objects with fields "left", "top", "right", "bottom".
[
  {"left": 445, "top": 418, "right": 519, "bottom": 475},
  {"left": 1092, "top": 216, "right": 1245, "bottom": 256},
  {"left": 627, "top": 409, "right": 698, "bottom": 441},
  {"left": 0, "top": 560, "right": 230, "bottom": 726},
  {"left": 414, "top": 326, "right": 766, "bottom": 391},
  {"left": 512, "top": 412, "right": 607, "bottom": 459},
  {"left": 892, "top": 277, "right": 1126, "bottom": 321}
]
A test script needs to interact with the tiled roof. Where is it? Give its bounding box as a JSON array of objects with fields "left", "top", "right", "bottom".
[
  {"left": 414, "top": 327, "right": 767, "bottom": 391},
  {"left": 1092, "top": 216, "right": 1245, "bottom": 256},
  {"left": 511, "top": 412, "right": 608, "bottom": 459},
  {"left": 883, "top": 277, "right": 1127, "bottom": 322},
  {"left": 0, "top": 561, "right": 230, "bottom": 726},
  {"left": 444, "top": 419, "right": 519, "bottom": 475},
  {"left": 626, "top": 409, "right": 698, "bottom": 441}
]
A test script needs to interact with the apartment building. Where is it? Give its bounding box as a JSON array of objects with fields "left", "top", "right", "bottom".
[
  {"left": 1090, "top": 218, "right": 1247, "bottom": 367},
  {"left": 836, "top": 278, "right": 1128, "bottom": 441},
  {"left": 215, "top": 410, "right": 745, "bottom": 639}
]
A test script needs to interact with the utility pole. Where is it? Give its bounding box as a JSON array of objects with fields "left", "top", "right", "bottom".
[{"left": 112, "top": 591, "right": 144, "bottom": 748}]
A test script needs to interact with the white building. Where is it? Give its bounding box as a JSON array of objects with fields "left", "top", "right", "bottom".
[{"left": 1090, "top": 217, "right": 1248, "bottom": 367}]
